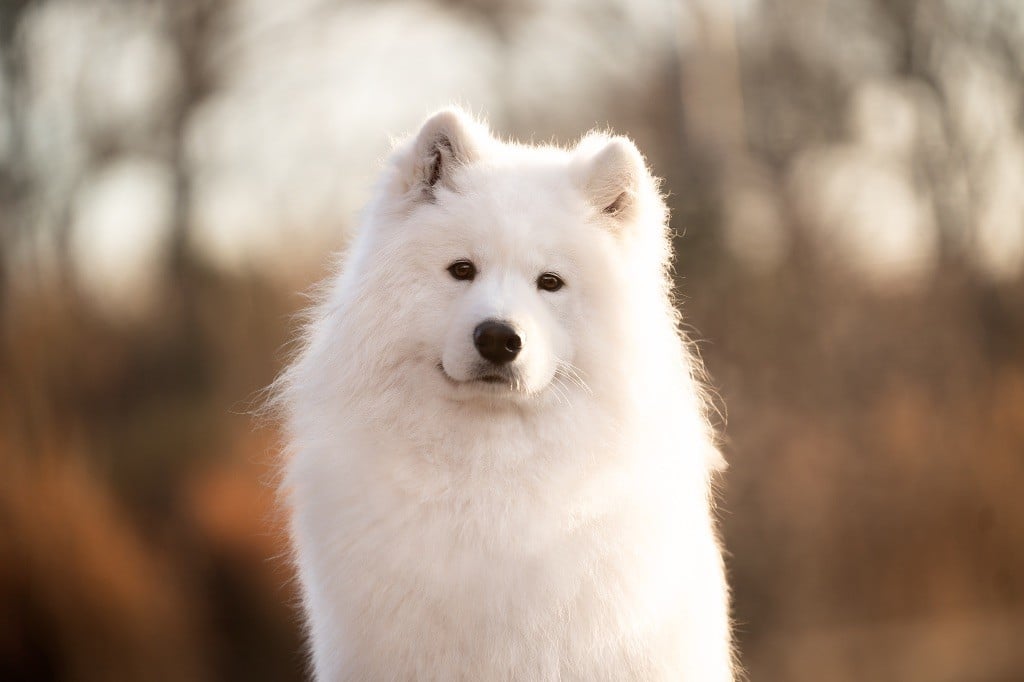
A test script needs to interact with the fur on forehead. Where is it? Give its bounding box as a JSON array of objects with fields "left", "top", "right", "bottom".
[{"left": 385, "top": 107, "right": 656, "bottom": 233}]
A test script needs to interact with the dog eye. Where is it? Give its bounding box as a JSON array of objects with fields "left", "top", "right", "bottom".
[
  {"left": 537, "top": 273, "right": 564, "bottom": 292},
  {"left": 447, "top": 260, "right": 476, "bottom": 281}
]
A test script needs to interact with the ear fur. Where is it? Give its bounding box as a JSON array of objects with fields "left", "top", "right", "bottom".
[
  {"left": 408, "top": 108, "right": 486, "bottom": 199},
  {"left": 572, "top": 134, "right": 646, "bottom": 223}
]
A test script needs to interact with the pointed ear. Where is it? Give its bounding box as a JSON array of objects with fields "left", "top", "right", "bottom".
[
  {"left": 572, "top": 134, "right": 646, "bottom": 223},
  {"left": 408, "top": 108, "right": 486, "bottom": 199}
]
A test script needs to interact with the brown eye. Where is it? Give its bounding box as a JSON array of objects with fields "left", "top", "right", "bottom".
[
  {"left": 447, "top": 260, "right": 476, "bottom": 281},
  {"left": 537, "top": 272, "right": 564, "bottom": 292}
]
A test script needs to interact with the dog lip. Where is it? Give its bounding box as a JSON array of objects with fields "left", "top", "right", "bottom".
[
  {"left": 437, "top": 362, "right": 461, "bottom": 385},
  {"left": 437, "top": 362, "right": 517, "bottom": 388}
]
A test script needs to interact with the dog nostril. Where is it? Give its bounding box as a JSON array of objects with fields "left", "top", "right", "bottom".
[{"left": 473, "top": 320, "right": 522, "bottom": 365}]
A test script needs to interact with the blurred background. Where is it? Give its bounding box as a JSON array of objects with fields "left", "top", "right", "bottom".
[{"left": 1, "top": 0, "right": 1023, "bottom": 679}]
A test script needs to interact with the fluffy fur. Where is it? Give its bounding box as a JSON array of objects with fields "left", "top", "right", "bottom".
[{"left": 275, "top": 108, "right": 734, "bottom": 681}]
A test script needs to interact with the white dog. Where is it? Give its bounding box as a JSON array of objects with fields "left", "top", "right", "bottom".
[{"left": 276, "top": 108, "right": 735, "bottom": 681}]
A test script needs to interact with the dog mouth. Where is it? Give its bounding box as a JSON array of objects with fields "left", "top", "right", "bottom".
[{"left": 437, "top": 362, "right": 519, "bottom": 389}]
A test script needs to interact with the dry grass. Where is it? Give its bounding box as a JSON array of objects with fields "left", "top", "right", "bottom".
[{"left": 1, "top": 259, "right": 1022, "bottom": 680}]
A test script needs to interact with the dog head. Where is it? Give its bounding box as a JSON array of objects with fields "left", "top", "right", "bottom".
[{"left": 339, "top": 108, "right": 669, "bottom": 407}]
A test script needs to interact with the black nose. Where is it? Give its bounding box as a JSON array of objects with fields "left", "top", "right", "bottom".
[{"left": 473, "top": 320, "right": 522, "bottom": 365}]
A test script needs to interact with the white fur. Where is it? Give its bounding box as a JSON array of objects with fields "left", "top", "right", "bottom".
[{"left": 276, "top": 108, "right": 735, "bottom": 681}]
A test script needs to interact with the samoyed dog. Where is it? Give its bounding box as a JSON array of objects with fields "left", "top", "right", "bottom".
[{"left": 276, "top": 108, "right": 734, "bottom": 681}]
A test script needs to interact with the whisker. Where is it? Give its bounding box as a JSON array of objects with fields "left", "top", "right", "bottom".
[
  {"left": 556, "top": 380, "right": 570, "bottom": 406},
  {"left": 549, "top": 375, "right": 570, "bottom": 407},
  {"left": 555, "top": 360, "right": 593, "bottom": 397}
]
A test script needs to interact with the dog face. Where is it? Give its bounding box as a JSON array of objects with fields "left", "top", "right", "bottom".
[
  {"left": 417, "top": 161, "right": 584, "bottom": 399},
  {"left": 342, "top": 109, "right": 656, "bottom": 406}
]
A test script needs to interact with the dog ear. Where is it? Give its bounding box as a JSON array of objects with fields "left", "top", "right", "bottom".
[
  {"left": 572, "top": 135, "right": 646, "bottom": 224},
  {"left": 408, "top": 108, "right": 485, "bottom": 199}
]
